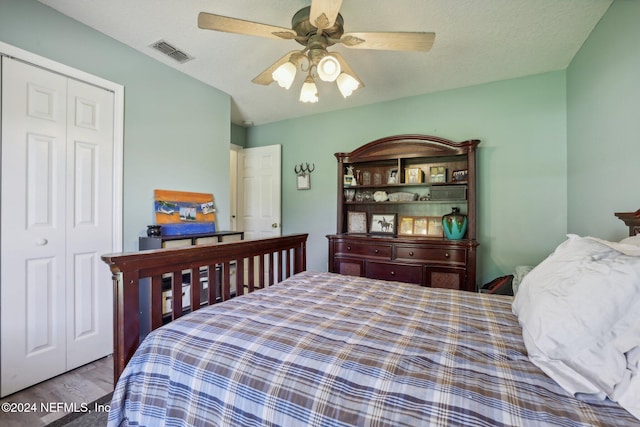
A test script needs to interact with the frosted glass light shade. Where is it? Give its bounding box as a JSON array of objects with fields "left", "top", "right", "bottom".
[
  {"left": 272, "top": 62, "right": 296, "bottom": 90},
  {"left": 299, "top": 77, "right": 318, "bottom": 103},
  {"left": 317, "top": 55, "right": 341, "bottom": 82},
  {"left": 336, "top": 73, "right": 360, "bottom": 98}
]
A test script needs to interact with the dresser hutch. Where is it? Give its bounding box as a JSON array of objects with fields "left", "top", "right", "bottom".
[{"left": 327, "top": 134, "right": 480, "bottom": 291}]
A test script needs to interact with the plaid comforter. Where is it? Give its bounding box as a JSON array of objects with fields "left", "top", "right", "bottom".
[{"left": 109, "top": 271, "right": 636, "bottom": 426}]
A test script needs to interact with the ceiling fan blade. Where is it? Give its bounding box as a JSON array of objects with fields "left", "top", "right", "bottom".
[
  {"left": 332, "top": 52, "right": 364, "bottom": 88},
  {"left": 309, "top": 0, "right": 343, "bottom": 29},
  {"left": 198, "top": 12, "right": 296, "bottom": 40},
  {"left": 252, "top": 51, "right": 301, "bottom": 86},
  {"left": 339, "top": 32, "right": 435, "bottom": 52}
]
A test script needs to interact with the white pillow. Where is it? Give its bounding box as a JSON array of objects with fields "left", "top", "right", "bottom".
[
  {"left": 620, "top": 234, "right": 640, "bottom": 247},
  {"left": 512, "top": 235, "right": 640, "bottom": 419}
]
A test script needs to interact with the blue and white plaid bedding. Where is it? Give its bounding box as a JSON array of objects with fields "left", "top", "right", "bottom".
[{"left": 108, "top": 271, "right": 636, "bottom": 426}]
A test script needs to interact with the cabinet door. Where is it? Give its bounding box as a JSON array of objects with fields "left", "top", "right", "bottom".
[
  {"left": 333, "top": 257, "right": 365, "bottom": 277},
  {"left": 366, "top": 261, "right": 422, "bottom": 285},
  {"left": 425, "top": 266, "right": 466, "bottom": 290}
]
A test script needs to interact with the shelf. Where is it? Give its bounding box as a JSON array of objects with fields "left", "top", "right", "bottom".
[
  {"left": 345, "top": 200, "right": 466, "bottom": 205},
  {"left": 343, "top": 182, "right": 467, "bottom": 190}
]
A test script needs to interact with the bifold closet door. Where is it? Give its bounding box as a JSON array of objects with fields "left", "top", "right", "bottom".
[{"left": 1, "top": 57, "right": 114, "bottom": 396}]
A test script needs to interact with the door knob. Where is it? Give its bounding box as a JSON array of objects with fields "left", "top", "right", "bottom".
[
  {"left": 36, "top": 238, "right": 48, "bottom": 246},
  {"left": 272, "top": 223, "right": 279, "bottom": 228}
]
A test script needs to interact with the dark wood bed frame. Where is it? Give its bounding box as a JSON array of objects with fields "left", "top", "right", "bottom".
[{"left": 101, "top": 233, "right": 308, "bottom": 384}]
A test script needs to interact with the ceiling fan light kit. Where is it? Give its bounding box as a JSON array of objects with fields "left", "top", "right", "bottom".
[
  {"left": 300, "top": 75, "right": 319, "bottom": 103},
  {"left": 317, "top": 54, "right": 341, "bottom": 82},
  {"left": 272, "top": 61, "right": 297, "bottom": 89},
  {"left": 198, "top": 0, "right": 434, "bottom": 104},
  {"left": 336, "top": 72, "right": 360, "bottom": 98}
]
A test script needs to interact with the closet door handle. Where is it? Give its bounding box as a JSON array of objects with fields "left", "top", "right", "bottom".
[{"left": 36, "top": 238, "right": 48, "bottom": 246}]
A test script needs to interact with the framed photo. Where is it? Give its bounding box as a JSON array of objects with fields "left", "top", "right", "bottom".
[
  {"left": 452, "top": 169, "right": 468, "bottom": 182},
  {"left": 427, "top": 217, "right": 444, "bottom": 237},
  {"left": 343, "top": 175, "right": 355, "bottom": 186},
  {"left": 413, "top": 217, "right": 428, "bottom": 235},
  {"left": 347, "top": 211, "right": 367, "bottom": 234},
  {"left": 296, "top": 173, "right": 310, "bottom": 190},
  {"left": 369, "top": 213, "right": 397, "bottom": 235},
  {"left": 387, "top": 168, "right": 399, "bottom": 184},
  {"left": 429, "top": 166, "right": 446, "bottom": 183},
  {"left": 404, "top": 167, "right": 423, "bottom": 184},
  {"left": 398, "top": 216, "right": 415, "bottom": 235}
]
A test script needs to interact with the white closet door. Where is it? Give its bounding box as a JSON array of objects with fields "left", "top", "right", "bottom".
[
  {"left": 65, "top": 78, "right": 114, "bottom": 370},
  {"left": 1, "top": 57, "right": 68, "bottom": 394},
  {"left": 1, "top": 57, "right": 115, "bottom": 396}
]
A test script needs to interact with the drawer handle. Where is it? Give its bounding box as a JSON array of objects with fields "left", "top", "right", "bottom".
[
  {"left": 347, "top": 246, "right": 351, "bottom": 251},
  {"left": 445, "top": 253, "right": 450, "bottom": 258},
  {"left": 409, "top": 251, "right": 414, "bottom": 256},
  {"left": 374, "top": 249, "right": 379, "bottom": 254},
  {"left": 390, "top": 271, "right": 395, "bottom": 276}
]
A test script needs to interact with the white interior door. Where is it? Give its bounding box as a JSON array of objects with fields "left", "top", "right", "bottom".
[
  {"left": 1, "top": 57, "right": 68, "bottom": 394},
  {"left": 241, "top": 145, "right": 282, "bottom": 240},
  {"left": 1, "top": 57, "right": 114, "bottom": 395},
  {"left": 64, "top": 78, "right": 114, "bottom": 370}
]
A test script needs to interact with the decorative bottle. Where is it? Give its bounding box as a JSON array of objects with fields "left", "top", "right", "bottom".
[{"left": 442, "top": 207, "right": 467, "bottom": 240}]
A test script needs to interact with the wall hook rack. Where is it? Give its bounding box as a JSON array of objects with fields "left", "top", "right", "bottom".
[{"left": 294, "top": 163, "right": 315, "bottom": 175}]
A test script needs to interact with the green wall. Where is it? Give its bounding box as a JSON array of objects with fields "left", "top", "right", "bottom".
[
  {"left": 567, "top": 0, "right": 640, "bottom": 240},
  {"left": 0, "top": 0, "right": 232, "bottom": 252},
  {"left": 231, "top": 123, "right": 247, "bottom": 148},
  {"left": 247, "top": 71, "right": 568, "bottom": 282}
]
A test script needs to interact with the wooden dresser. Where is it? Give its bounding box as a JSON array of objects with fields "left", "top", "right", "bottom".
[{"left": 327, "top": 134, "right": 480, "bottom": 292}]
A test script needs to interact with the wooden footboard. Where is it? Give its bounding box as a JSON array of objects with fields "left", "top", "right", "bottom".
[{"left": 101, "top": 233, "right": 308, "bottom": 384}]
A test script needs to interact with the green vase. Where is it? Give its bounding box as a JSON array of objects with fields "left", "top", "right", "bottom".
[{"left": 442, "top": 207, "right": 467, "bottom": 240}]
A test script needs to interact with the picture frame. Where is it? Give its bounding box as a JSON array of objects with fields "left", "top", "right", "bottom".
[
  {"left": 347, "top": 211, "right": 368, "bottom": 234},
  {"left": 404, "top": 167, "right": 423, "bottom": 184},
  {"left": 369, "top": 213, "right": 397, "bottom": 235},
  {"left": 296, "top": 173, "right": 310, "bottom": 190},
  {"left": 427, "top": 217, "right": 444, "bottom": 237},
  {"left": 413, "top": 217, "right": 428, "bottom": 235},
  {"left": 387, "top": 168, "right": 399, "bottom": 184},
  {"left": 398, "top": 216, "right": 415, "bottom": 235},
  {"left": 452, "top": 169, "right": 468, "bottom": 183},
  {"left": 429, "top": 166, "right": 446, "bottom": 183},
  {"left": 343, "top": 175, "right": 355, "bottom": 186}
]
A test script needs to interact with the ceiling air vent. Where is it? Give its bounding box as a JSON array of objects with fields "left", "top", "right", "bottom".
[{"left": 150, "top": 40, "right": 194, "bottom": 64}]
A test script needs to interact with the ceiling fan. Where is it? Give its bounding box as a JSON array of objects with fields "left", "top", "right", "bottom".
[{"left": 198, "top": 0, "right": 435, "bottom": 103}]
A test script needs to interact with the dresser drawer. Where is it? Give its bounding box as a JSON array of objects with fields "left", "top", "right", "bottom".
[
  {"left": 395, "top": 246, "right": 466, "bottom": 265},
  {"left": 335, "top": 241, "right": 392, "bottom": 259},
  {"left": 365, "top": 261, "right": 422, "bottom": 285}
]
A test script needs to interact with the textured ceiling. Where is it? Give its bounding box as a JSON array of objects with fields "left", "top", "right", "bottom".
[{"left": 38, "top": 0, "right": 612, "bottom": 126}]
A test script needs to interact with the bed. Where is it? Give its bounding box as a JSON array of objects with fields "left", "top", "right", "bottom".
[{"left": 101, "top": 225, "right": 640, "bottom": 426}]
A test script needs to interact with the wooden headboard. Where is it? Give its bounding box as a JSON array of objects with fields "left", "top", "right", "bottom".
[
  {"left": 615, "top": 209, "right": 640, "bottom": 236},
  {"left": 101, "top": 233, "right": 308, "bottom": 384}
]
